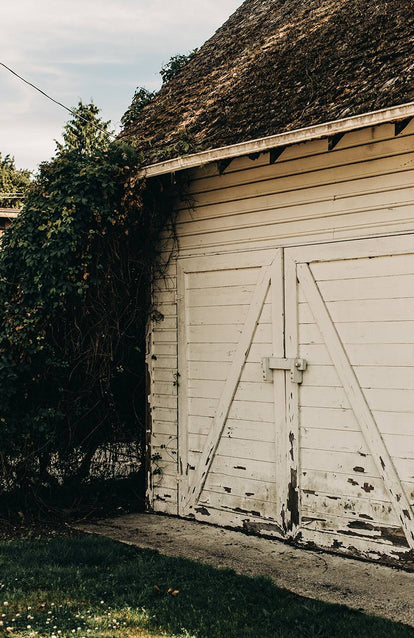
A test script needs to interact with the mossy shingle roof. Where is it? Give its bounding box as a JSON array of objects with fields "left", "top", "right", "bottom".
[{"left": 122, "top": 0, "right": 414, "bottom": 164}]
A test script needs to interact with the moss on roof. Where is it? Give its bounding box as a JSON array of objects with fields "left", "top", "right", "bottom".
[{"left": 122, "top": 0, "right": 414, "bottom": 164}]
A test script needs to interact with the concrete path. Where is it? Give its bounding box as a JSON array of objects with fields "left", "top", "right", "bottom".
[{"left": 75, "top": 513, "right": 414, "bottom": 627}]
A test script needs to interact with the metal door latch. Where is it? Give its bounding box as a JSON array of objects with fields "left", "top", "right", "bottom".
[{"left": 262, "top": 357, "right": 307, "bottom": 384}]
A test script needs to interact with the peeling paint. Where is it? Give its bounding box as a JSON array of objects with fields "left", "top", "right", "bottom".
[
  {"left": 195, "top": 506, "right": 211, "bottom": 516},
  {"left": 224, "top": 486, "right": 232, "bottom": 493},
  {"left": 362, "top": 483, "right": 374, "bottom": 493},
  {"left": 234, "top": 465, "right": 247, "bottom": 470},
  {"left": 348, "top": 478, "right": 359, "bottom": 486},
  {"left": 322, "top": 536, "right": 414, "bottom": 568},
  {"left": 232, "top": 507, "right": 261, "bottom": 517},
  {"left": 287, "top": 468, "right": 300, "bottom": 530},
  {"left": 243, "top": 520, "right": 284, "bottom": 537},
  {"left": 281, "top": 505, "right": 287, "bottom": 533},
  {"left": 302, "top": 516, "right": 327, "bottom": 523},
  {"left": 353, "top": 466, "right": 365, "bottom": 473},
  {"left": 348, "top": 520, "right": 374, "bottom": 531},
  {"left": 145, "top": 342, "right": 153, "bottom": 512},
  {"left": 388, "top": 548, "right": 414, "bottom": 565},
  {"left": 289, "top": 431, "right": 295, "bottom": 461},
  {"left": 337, "top": 522, "right": 411, "bottom": 548}
]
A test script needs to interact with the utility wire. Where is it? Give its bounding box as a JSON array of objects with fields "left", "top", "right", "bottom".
[{"left": 0, "top": 62, "right": 116, "bottom": 139}]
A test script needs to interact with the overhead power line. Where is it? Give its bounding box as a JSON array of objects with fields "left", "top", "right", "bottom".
[{"left": 0, "top": 62, "right": 115, "bottom": 139}]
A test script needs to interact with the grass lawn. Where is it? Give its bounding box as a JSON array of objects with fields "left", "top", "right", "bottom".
[{"left": 0, "top": 533, "right": 412, "bottom": 638}]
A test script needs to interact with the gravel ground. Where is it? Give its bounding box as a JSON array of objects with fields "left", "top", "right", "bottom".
[{"left": 75, "top": 512, "right": 414, "bottom": 627}]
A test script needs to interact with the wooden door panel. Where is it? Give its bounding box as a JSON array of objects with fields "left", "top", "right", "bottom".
[
  {"left": 177, "top": 249, "right": 287, "bottom": 531},
  {"left": 286, "top": 236, "right": 414, "bottom": 555}
]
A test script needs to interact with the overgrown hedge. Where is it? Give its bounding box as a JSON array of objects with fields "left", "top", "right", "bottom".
[{"left": 0, "top": 105, "right": 178, "bottom": 513}]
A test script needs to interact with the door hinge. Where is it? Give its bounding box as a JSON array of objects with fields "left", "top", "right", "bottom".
[{"left": 262, "top": 357, "right": 307, "bottom": 384}]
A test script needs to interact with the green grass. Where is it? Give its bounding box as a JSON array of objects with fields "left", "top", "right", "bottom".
[{"left": 0, "top": 533, "right": 412, "bottom": 638}]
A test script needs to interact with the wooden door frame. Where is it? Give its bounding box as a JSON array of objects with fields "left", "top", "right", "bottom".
[
  {"left": 284, "top": 233, "right": 414, "bottom": 549},
  {"left": 284, "top": 232, "right": 414, "bottom": 266},
  {"left": 176, "top": 249, "right": 281, "bottom": 517}
]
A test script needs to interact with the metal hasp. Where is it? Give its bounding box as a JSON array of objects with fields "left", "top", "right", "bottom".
[{"left": 262, "top": 357, "right": 307, "bottom": 384}]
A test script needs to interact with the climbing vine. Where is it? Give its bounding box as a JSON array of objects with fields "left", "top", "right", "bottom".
[
  {"left": 0, "top": 103, "right": 178, "bottom": 511},
  {"left": 121, "top": 49, "right": 199, "bottom": 133},
  {"left": 160, "top": 50, "right": 198, "bottom": 84}
]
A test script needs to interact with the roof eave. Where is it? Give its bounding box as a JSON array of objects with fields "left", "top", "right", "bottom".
[{"left": 139, "top": 101, "right": 414, "bottom": 178}]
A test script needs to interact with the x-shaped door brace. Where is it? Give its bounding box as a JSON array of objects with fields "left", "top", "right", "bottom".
[{"left": 297, "top": 262, "right": 414, "bottom": 550}]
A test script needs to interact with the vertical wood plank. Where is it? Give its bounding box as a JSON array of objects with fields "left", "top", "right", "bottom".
[
  {"left": 183, "top": 257, "right": 277, "bottom": 514},
  {"left": 297, "top": 262, "right": 414, "bottom": 549},
  {"left": 271, "top": 252, "right": 287, "bottom": 531},
  {"left": 145, "top": 318, "right": 154, "bottom": 511},
  {"left": 283, "top": 253, "right": 301, "bottom": 537},
  {"left": 177, "top": 262, "right": 189, "bottom": 516}
]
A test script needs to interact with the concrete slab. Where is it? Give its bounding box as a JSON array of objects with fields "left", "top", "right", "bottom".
[{"left": 75, "top": 513, "right": 414, "bottom": 627}]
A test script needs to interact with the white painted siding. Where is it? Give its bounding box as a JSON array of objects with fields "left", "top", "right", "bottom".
[
  {"left": 147, "top": 262, "right": 178, "bottom": 514},
  {"left": 170, "top": 121, "right": 414, "bottom": 254},
  {"left": 187, "top": 273, "right": 277, "bottom": 520},
  {"left": 148, "top": 120, "right": 414, "bottom": 560}
]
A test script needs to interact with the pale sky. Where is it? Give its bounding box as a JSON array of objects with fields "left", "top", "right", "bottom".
[{"left": 0, "top": 0, "right": 242, "bottom": 172}]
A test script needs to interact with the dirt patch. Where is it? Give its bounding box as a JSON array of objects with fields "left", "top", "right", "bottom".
[{"left": 75, "top": 512, "right": 414, "bottom": 627}]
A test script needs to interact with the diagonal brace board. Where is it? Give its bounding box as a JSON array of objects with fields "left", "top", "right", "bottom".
[
  {"left": 183, "top": 258, "right": 275, "bottom": 514},
  {"left": 297, "top": 263, "right": 414, "bottom": 549}
]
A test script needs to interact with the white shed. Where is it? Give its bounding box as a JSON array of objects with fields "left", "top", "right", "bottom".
[{"left": 123, "top": 0, "right": 414, "bottom": 565}]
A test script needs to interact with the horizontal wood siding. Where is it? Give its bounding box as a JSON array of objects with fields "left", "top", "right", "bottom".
[
  {"left": 148, "top": 264, "right": 178, "bottom": 514},
  {"left": 172, "top": 121, "right": 414, "bottom": 256}
]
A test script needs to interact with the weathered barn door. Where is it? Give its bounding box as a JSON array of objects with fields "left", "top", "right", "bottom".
[
  {"left": 177, "top": 235, "right": 414, "bottom": 558},
  {"left": 285, "top": 235, "right": 414, "bottom": 558},
  {"left": 177, "top": 249, "right": 297, "bottom": 536}
]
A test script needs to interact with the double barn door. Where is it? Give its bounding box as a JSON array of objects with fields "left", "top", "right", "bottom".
[{"left": 176, "top": 236, "right": 414, "bottom": 556}]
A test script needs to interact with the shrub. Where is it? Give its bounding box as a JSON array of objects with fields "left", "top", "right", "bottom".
[{"left": 0, "top": 103, "right": 176, "bottom": 510}]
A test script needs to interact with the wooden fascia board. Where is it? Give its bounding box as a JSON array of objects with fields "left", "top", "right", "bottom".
[{"left": 139, "top": 102, "right": 414, "bottom": 178}]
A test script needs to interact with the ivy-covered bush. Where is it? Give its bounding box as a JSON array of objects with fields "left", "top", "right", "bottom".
[
  {"left": 121, "top": 88, "right": 157, "bottom": 130},
  {"left": 0, "top": 103, "right": 176, "bottom": 509}
]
